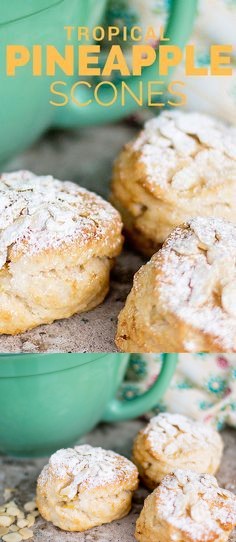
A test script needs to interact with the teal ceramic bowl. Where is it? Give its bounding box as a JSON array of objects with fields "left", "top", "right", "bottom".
[
  {"left": 0, "top": 352, "right": 177, "bottom": 457},
  {"left": 0, "top": 0, "right": 197, "bottom": 164}
]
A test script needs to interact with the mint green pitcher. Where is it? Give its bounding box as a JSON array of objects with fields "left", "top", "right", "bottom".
[
  {"left": 0, "top": 352, "right": 177, "bottom": 457},
  {"left": 0, "top": 0, "right": 197, "bottom": 164}
]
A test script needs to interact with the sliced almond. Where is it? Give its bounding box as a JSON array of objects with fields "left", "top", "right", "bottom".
[
  {"left": 9, "top": 526, "right": 19, "bottom": 532},
  {"left": 6, "top": 508, "right": 20, "bottom": 517},
  {"left": 25, "top": 515, "right": 34, "bottom": 528},
  {"left": 30, "top": 511, "right": 39, "bottom": 518},
  {"left": 190, "top": 502, "right": 211, "bottom": 523},
  {"left": 23, "top": 503, "right": 36, "bottom": 513},
  {"left": 15, "top": 513, "right": 24, "bottom": 520},
  {"left": 0, "top": 507, "right": 7, "bottom": 513},
  {"left": 0, "top": 527, "right": 9, "bottom": 536},
  {"left": 2, "top": 533, "right": 22, "bottom": 542},
  {"left": 18, "top": 528, "right": 33, "bottom": 540},
  {"left": 0, "top": 516, "right": 15, "bottom": 527},
  {"left": 16, "top": 520, "right": 28, "bottom": 529}
]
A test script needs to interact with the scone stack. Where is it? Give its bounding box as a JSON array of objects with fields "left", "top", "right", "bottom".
[
  {"left": 133, "top": 414, "right": 236, "bottom": 542},
  {"left": 36, "top": 414, "right": 236, "bottom": 542},
  {"left": 0, "top": 110, "right": 235, "bottom": 352},
  {"left": 111, "top": 110, "right": 236, "bottom": 353}
]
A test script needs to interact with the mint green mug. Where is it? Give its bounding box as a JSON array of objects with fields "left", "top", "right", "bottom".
[
  {"left": 0, "top": 0, "right": 197, "bottom": 164},
  {"left": 0, "top": 352, "right": 177, "bottom": 457}
]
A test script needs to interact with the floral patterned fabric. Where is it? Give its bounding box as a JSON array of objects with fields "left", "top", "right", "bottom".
[
  {"left": 121, "top": 354, "right": 236, "bottom": 430},
  {"left": 102, "top": 0, "right": 236, "bottom": 124}
]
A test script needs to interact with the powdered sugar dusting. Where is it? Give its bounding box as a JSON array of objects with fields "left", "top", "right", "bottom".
[
  {"left": 144, "top": 413, "right": 222, "bottom": 457},
  {"left": 38, "top": 445, "right": 137, "bottom": 500},
  {"left": 133, "top": 111, "right": 236, "bottom": 190},
  {"left": 155, "top": 217, "right": 236, "bottom": 350},
  {"left": 0, "top": 171, "right": 121, "bottom": 268},
  {"left": 155, "top": 470, "right": 236, "bottom": 541}
]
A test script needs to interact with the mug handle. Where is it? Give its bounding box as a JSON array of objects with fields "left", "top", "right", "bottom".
[
  {"left": 103, "top": 353, "right": 177, "bottom": 422},
  {"left": 53, "top": 0, "right": 197, "bottom": 128}
]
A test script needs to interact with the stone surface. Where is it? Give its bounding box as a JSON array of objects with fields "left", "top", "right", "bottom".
[
  {"left": 5, "top": 123, "right": 137, "bottom": 200},
  {"left": 0, "top": 123, "right": 145, "bottom": 354},
  {"left": 0, "top": 422, "right": 235, "bottom": 542}
]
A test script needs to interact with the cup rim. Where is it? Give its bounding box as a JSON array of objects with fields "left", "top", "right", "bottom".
[
  {"left": 0, "top": 0, "right": 65, "bottom": 26},
  {"left": 0, "top": 352, "right": 123, "bottom": 378}
]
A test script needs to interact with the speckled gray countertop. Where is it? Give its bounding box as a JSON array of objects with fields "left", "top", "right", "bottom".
[
  {"left": 0, "top": 421, "right": 236, "bottom": 542},
  {"left": 0, "top": 123, "right": 147, "bottom": 354}
]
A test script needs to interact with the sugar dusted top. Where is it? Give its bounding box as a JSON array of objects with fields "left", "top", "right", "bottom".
[
  {"left": 38, "top": 445, "right": 138, "bottom": 500},
  {"left": 155, "top": 470, "right": 236, "bottom": 542},
  {"left": 143, "top": 413, "right": 222, "bottom": 457},
  {"left": 0, "top": 170, "right": 121, "bottom": 268},
  {"left": 133, "top": 111, "right": 236, "bottom": 191},
  {"left": 154, "top": 217, "right": 236, "bottom": 351}
]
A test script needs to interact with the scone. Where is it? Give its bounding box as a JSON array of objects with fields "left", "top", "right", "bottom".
[
  {"left": 36, "top": 444, "right": 138, "bottom": 532},
  {"left": 116, "top": 217, "right": 236, "bottom": 353},
  {"left": 111, "top": 110, "right": 236, "bottom": 256},
  {"left": 132, "top": 413, "right": 223, "bottom": 489},
  {"left": 0, "top": 170, "right": 123, "bottom": 334},
  {"left": 135, "top": 470, "right": 236, "bottom": 542}
]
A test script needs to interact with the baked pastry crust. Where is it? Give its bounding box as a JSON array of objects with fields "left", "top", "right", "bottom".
[
  {"left": 135, "top": 470, "right": 236, "bottom": 542},
  {"left": 116, "top": 217, "right": 236, "bottom": 353},
  {"left": 0, "top": 171, "right": 123, "bottom": 334},
  {"left": 111, "top": 111, "right": 236, "bottom": 256},
  {"left": 36, "top": 444, "right": 138, "bottom": 532},
  {"left": 132, "top": 413, "right": 223, "bottom": 489}
]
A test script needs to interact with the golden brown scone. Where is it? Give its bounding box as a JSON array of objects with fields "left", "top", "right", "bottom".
[
  {"left": 36, "top": 444, "right": 138, "bottom": 532},
  {"left": 116, "top": 217, "right": 236, "bottom": 353},
  {"left": 135, "top": 470, "right": 236, "bottom": 542},
  {"left": 0, "top": 170, "right": 123, "bottom": 334},
  {"left": 111, "top": 110, "right": 236, "bottom": 256},
  {"left": 132, "top": 413, "right": 223, "bottom": 489}
]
